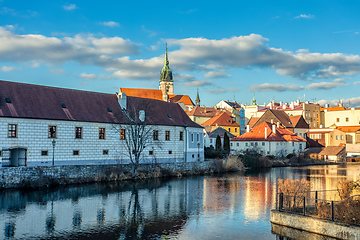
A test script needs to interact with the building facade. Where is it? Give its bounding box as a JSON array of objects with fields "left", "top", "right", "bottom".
[{"left": 0, "top": 80, "right": 204, "bottom": 167}]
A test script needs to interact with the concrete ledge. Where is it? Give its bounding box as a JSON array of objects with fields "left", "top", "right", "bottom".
[{"left": 271, "top": 210, "right": 360, "bottom": 240}]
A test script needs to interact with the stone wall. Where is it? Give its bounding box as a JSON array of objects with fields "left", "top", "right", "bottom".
[
  {"left": 271, "top": 210, "right": 360, "bottom": 240},
  {"left": 0, "top": 161, "right": 217, "bottom": 189}
]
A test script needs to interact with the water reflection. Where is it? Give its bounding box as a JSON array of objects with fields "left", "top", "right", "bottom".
[{"left": 0, "top": 164, "right": 359, "bottom": 239}]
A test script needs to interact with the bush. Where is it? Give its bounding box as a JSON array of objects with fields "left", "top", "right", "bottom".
[
  {"left": 224, "top": 155, "right": 244, "bottom": 171},
  {"left": 286, "top": 153, "right": 295, "bottom": 159},
  {"left": 204, "top": 147, "right": 223, "bottom": 159},
  {"left": 239, "top": 151, "right": 271, "bottom": 168}
]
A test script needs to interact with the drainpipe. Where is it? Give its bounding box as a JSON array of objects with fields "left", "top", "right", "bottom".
[{"left": 184, "top": 126, "right": 187, "bottom": 162}]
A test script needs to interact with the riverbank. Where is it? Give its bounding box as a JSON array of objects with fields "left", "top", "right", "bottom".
[{"left": 0, "top": 159, "right": 237, "bottom": 189}]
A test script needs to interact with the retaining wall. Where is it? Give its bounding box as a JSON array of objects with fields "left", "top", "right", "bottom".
[
  {"left": 271, "top": 210, "right": 360, "bottom": 240},
  {"left": 0, "top": 161, "right": 217, "bottom": 189}
]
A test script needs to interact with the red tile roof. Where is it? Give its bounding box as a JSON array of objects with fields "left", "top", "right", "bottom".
[
  {"left": 201, "top": 112, "right": 239, "bottom": 127},
  {"left": 336, "top": 126, "right": 360, "bottom": 133},
  {"left": 120, "top": 88, "right": 194, "bottom": 106},
  {"left": 187, "top": 106, "right": 218, "bottom": 117},
  {"left": 318, "top": 146, "right": 345, "bottom": 156},
  {"left": 248, "top": 117, "right": 260, "bottom": 128},
  {"left": 321, "top": 106, "right": 348, "bottom": 111},
  {"left": 231, "top": 122, "right": 306, "bottom": 142},
  {"left": 0, "top": 80, "right": 201, "bottom": 128}
]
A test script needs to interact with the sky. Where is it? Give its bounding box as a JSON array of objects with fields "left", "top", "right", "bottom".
[{"left": 1, "top": 1, "right": 360, "bottom": 107}]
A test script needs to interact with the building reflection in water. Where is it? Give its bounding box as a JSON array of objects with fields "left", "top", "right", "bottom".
[{"left": 0, "top": 164, "right": 359, "bottom": 239}]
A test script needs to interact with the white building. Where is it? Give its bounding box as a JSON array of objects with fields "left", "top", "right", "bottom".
[
  {"left": 0, "top": 80, "right": 204, "bottom": 167},
  {"left": 230, "top": 121, "right": 306, "bottom": 157}
]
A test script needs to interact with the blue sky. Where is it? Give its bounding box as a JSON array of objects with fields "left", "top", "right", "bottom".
[{"left": 1, "top": 1, "right": 360, "bottom": 107}]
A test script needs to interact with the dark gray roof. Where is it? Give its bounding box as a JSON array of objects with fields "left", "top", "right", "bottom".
[{"left": 0, "top": 80, "right": 201, "bottom": 128}]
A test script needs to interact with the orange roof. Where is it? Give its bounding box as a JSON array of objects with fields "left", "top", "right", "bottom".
[
  {"left": 202, "top": 112, "right": 239, "bottom": 127},
  {"left": 321, "top": 106, "right": 348, "bottom": 111},
  {"left": 231, "top": 122, "right": 306, "bottom": 142},
  {"left": 169, "top": 94, "right": 194, "bottom": 106},
  {"left": 120, "top": 88, "right": 194, "bottom": 106},
  {"left": 318, "top": 146, "right": 345, "bottom": 156},
  {"left": 336, "top": 126, "right": 360, "bottom": 133},
  {"left": 248, "top": 117, "right": 260, "bottom": 128}
]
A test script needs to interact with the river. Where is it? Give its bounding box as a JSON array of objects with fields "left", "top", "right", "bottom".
[{"left": 0, "top": 164, "right": 359, "bottom": 240}]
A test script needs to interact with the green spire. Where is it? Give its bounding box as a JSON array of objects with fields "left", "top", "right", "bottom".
[
  {"left": 160, "top": 44, "right": 173, "bottom": 82},
  {"left": 252, "top": 92, "right": 257, "bottom": 106}
]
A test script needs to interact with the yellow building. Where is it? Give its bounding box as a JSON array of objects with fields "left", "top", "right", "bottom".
[
  {"left": 320, "top": 106, "right": 360, "bottom": 127},
  {"left": 201, "top": 112, "right": 240, "bottom": 137}
]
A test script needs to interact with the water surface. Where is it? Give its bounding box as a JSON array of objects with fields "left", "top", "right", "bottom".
[{"left": 0, "top": 164, "right": 359, "bottom": 240}]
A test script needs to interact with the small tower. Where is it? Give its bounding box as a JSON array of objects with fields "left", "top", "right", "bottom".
[
  {"left": 195, "top": 89, "right": 200, "bottom": 107},
  {"left": 252, "top": 92, "right": 257, "bottom": 106},
  {"left": 160, "top": 44, "right": 174, "bottom": 99}
]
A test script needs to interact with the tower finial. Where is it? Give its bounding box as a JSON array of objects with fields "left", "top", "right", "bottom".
[
  {"left": 195, "top": 88, "right": 200, "bottom": 107},
  {"left": 252, "top": 92, "right": 257, "bottom": 106}
]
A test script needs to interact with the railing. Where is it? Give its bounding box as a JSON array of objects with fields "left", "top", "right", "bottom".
[{"left": 277, "top": 192, "right": 360, "bottom": 226}]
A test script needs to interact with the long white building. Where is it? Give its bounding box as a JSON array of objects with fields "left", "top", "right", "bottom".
[{"left": 0, "top": 80, "right": 204, "bottom": 167}]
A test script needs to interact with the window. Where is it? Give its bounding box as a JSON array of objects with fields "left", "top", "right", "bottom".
[
  {"left": 245, "top": 143, "right": 248, "bottom": 146},
  {"left": 149, "top": 151, "right": 153, "bottom": 155},
  {"left": 251, "top": 143, "right": 254, "bottom": 146},
  {"left": 153, "top": 130, "right": 159, "bottom": 140},
  {"left": 336, "top": 118, "right": 340, "bottom": 122},
  {"left": 165, "top": 131, "right": 170, "bottom": 141},
  {"left": 120, "top": 129, "right": 126, "bottom": 140},
  {"left": 262, "top": 142, "right": 265, "bottom": 146},
  {"left": 0, "top": 150, "right": 2, "bottom": 157},
  {"left": 235, "top": 128, "right": 237, "bottom": 132},
  {"left": 236, "top": 143, "right": 239, "bottom": 147},
  {"left": 48, "top": 126, "right": 56, "bottom": 138},
  {"left": 8, "top": 124, "right": 17, "bottom": 138},
  {"left": 103, "top": 150, "right": 109, "bottom": 155},
  {"left": 292, "top": 142, "right": 295, "bottom": 147},
  {"left": 255, "top": 142, "right": 258, "bottom": 146},
  {"left": 169, "top": 150, "right": 172, "bottom": 154},
  {"left": 99, "top": 128, "right": 106, "bottom": 139},
  {"left": 73, "top": 150, "right": 79, "bottom": 156},
  {"left": 179, "top": 131, "right": 184, "bottom": 141},
  {"left": 191, "top": 133, "right": 194, "bottom": 142},
  {"left": 228, "top": 128, "right": 231, "bottom": 132},
  {"left": 41, "top": 150, "right": 48, "bottom": 156},
  {"left": 75, "top": 127, "right": 82, "bottom": 139},
  {"left": 341, "top": 135, "right": 343, "bottom": 140},
  {"left": 197, "top": 133, "right": 199, "bottom": 142},
  {"left": 346, "top": 117, "right": 349, "bottom": 122},
  {"left": 230, "top": 143, "right": 233, "bottom": 146},
  {"left": 210, "top": 139, "right": 213, "bottom": 143},
  {"left": 336, "top": 135, "right": 339, "bottom": 140},
  {"left": 192, "top": 154, "right": 195, "bottom": 158}
]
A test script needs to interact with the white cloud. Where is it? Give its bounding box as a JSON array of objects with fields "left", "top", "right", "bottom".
[
  {"left": 249, "top": 83, "right": 303, "bottom": 92},
  {"left": 141, "top": 25, "right": 157, "bottom": 37},
  {"left": 101, "top": 21, "right": 120, "bottom": 27},
  {"left": 1, "top": 66, "right": 19, "bottom": 72},
  {"left": 204, "top": 69, "right": 229, "bottom": 78},
  {"left": 63, "top": 3, "right": 77, "bottom": 11},
  {"left": 306, "top": 78, "right": 346, "bottom": 90},
  {"left": 79, "top": 73, "right": 97, "bottom": 80},
  {"left": 174, "top": 73, "right": 195, "bottom": 80},
  {"left": 206, "top": 88, "right": 239, "bottom": 94},
  {"left": 178, "top": 79, "right": 212, "bottom": 87},
  {"left": 295, "top": 14, "right": 315, "bottom": 19},
  {"left": 317, "top": 96, "right": 360, "bottom": 107}
]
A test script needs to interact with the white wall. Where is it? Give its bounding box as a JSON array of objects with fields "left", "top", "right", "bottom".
[
  {"left": 230, "top": 140, "right": 304, "bottom": 156},
  {"left": 0, "top": 117, "right": 204, "bottom": 166}
]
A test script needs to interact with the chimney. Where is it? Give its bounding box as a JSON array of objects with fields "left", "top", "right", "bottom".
[
  {"left": 265, "top": 127, "right": 267, "bottom": 139},
  {"left": 290, "top": 102, "right": 294, "bottom": 110},
  {"left": 277, "top": 122, "right": 280, "bottom": 128},
  {"left": 283, "top": 104, "right": 287, "bottom": 109},
  {"left": 117, "top": 92, "right": 127, "bottom": 110},
  {"left": 246, "top": 125, "right": 250, "bottom": 132},
  {"left": 272, "top": 124, "right": 276, "bottom": 134},
  {"left": 325, "top": 103, "right": 329, "bottom": 108},
  {"left": 320, "top": 124, "right": 323, "bottom": 128},
  {"left": 280, "top": 101, "right": 283, "bottom": 106},
  {"left": 271, "top": 119, "right": 274, "bottom": 124}
]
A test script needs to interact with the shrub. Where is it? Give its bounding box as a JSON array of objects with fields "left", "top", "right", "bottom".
[
  {"left": 224, "top": 154, "right": 244, "bottom": 171},
  {"left": 239, "top": 151, "right": 271, "bottom": 168},
  {"left": 337, "top": 180, "right": 360, "bottom": 200},
  {"left": 286, "top": 153, "right": 295, "bottom": 159},
  {"left": 204, "top": 147, "right": 223, "bottom": 159}
]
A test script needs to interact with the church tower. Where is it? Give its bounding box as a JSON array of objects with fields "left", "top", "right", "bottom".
[
  {"left": 159, "top": 45, "right": 174, "bottom": 98},
  {"left": 195, "top": 89, "right": 200, "bottom": 107}
]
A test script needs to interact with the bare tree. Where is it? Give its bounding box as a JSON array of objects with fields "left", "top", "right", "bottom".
[{"left": 113, "top": 101, "right": 161, "bottom": 177}]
